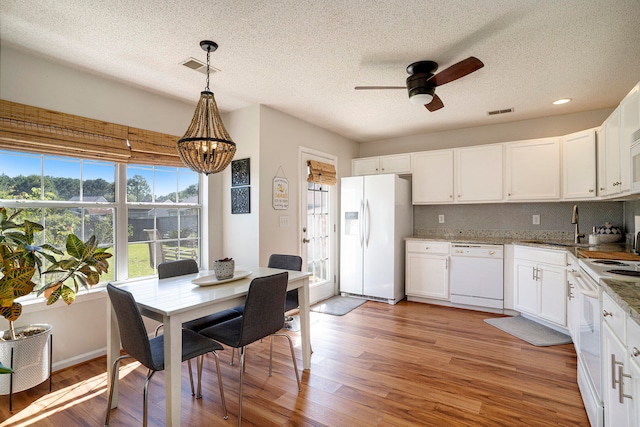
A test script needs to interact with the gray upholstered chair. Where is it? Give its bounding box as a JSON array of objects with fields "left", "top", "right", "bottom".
[
  {"left": 157, "top": 258, "right": 198, "bottom": 279},
  {"left": 198, "top": 272, "right": 301, "bottom": 426},
  {"left": 225, "top": 254, "right": 303, "bottom": 365},
  {"left": 105, "top": 284, "right": 227, "bottom": 426}
]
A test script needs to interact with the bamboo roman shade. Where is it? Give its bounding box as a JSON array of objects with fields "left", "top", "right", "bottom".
[
  {"left": 307, "top": 160, "right": 337, "bottom": 185},
  {"left": 0, "top": 100, "right": 184, "bottom": 167}
]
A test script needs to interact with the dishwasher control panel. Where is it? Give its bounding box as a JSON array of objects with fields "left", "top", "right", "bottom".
[{"left": 451, "top": 244, "right": 503, "bottom": 258}]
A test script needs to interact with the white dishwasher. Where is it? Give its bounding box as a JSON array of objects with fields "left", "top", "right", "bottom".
[{"left": 450, "top": 244, "right": 504, "bottom": 309}]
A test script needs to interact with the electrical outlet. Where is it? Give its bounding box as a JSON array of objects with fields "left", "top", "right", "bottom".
[
  {"left": 532, "top": 214, "right": 540, "bottom": 225},
  {"left": 438, "top": 214, "right": 445, "bottom": 224}
]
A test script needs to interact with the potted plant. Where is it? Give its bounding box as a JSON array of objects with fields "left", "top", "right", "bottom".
[{"left": 0, "top": 207, "right": 112, "bottom": 394}]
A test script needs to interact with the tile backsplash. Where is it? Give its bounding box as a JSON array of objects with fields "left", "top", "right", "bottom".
[{"left": 414, "top": 201, "right": 625, "bottom": 235}]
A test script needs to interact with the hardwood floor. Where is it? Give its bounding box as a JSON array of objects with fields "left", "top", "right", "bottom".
[{"left": 0, "top": 301, "right": 589, "bottom": 426}]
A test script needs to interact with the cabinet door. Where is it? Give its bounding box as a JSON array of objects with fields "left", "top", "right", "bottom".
[
  {"left": 412, "top": 150, "right": 454, "bottom": 204},
  {"left": 620, "top": 84, "right": 639, "bottom": 193},
  {"left": 506, "top": 138, "right": 560, "bottom": 200},
  {"left": 538, "top": 263, "right": 567, "bottom": 326},
  {"left": 630, "top": 358, "right": 640, "bottom": 427},
  {"left": 455, "top": 144, "right": 503, "bottom": 202},
  {"left": 514, "top": 259, "right": 538, "bottom": 314},
  {"left": 406, "top": 252, "right": 449, "bottom": 299},
  {"left": 353, "top": 157, "right": 380, "bottom": 176},
  {"left": 597, "top": 127, "right": 608, "bottom": 195},
  {"left": 380, "top": 154, "right": 411, "bottom": 174},
  {"left": 603, "top": 323, "right": 632, "bottom": 427},
  {"left": 604, "top": 108, "right": 621, "bottom": 195},
  {"left": 563, "top": 129, "right": 597, "bottom": 199}
]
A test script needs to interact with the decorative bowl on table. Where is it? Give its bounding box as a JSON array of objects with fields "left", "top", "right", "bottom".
[
  {"left": 595, "top": 222, "right": 622, "bottom": 243},
  {"left": 213, "top": 258, "right": 235, "bottom": 280}
]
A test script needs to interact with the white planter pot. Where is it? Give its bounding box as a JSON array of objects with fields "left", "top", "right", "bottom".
[{"left": 0, "top": 324, "right": 52, "bottom": 395}]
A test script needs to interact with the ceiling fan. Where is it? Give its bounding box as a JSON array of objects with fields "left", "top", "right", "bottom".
[{"left": 355, "top": 57, "right": 484, "bottom": 112}]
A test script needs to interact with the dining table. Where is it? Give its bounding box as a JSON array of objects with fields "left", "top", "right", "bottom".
[{"left": 106, "top": 267, "right": 312, "bottom": 426}]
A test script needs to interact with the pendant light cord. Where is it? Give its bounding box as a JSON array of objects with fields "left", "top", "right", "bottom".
[{"left": 205, "top": 47, "right": 211, "bottom": 92}]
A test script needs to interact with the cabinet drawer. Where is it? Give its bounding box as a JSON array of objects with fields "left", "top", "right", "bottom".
[
  {"left": 514, "top": 246, "right": 566, "bottom": 266},
  {"left": 627, "top": 316, "right": 640, "bottom": 361},
  {"left": 406, "top": 240, "right": 450, "bottom": 255},
  {"left": 602, "top": 291, "right": 626, "bottom": 342}
]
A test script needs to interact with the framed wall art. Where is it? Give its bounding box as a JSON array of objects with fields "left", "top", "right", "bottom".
[
  {"left": 231, "top": 187, "right": 250, "bottom": 214},
  {"left": 231, "top": 158, "right": 250, "bottom": 187}
]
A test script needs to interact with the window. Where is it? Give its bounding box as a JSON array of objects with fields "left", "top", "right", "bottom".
[
  {"left": 0, "top": 150, "right": 117, "bottom": 285},
  {"left": 0, "top": 149, "right": 202, "bottom": 283},
  {"left": 126, "top": 165, "right": 201, "bottom": 279}
]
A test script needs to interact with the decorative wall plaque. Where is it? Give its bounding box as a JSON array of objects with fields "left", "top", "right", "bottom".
[{"left": 272, "top": 176, "right": 289, "bottom": 210}]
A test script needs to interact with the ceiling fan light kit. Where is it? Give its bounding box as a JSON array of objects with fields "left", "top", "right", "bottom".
[
  {"left": 355, "top": 56, "right": 484, "bottom": 112},
  {"left": 177, "top": 40, "right": 236, "bottom": 175}
]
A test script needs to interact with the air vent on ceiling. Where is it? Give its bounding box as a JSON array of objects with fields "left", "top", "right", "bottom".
[
  {"left": 180, "top": 58, "right": 220, "bottom": 75},
  {"left": 487, "top": 108, "right": 514, "bottom": 116}
]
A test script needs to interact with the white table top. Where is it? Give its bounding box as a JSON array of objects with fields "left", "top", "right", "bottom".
[{"left": 112, "top": 267, "right": 310, "bottom": 319}]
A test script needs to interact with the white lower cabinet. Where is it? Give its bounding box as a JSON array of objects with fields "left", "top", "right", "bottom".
[
  {"left": 513, "top": 246, "right": 567, "bottom": 327},
  {"left": 405, "top": 241, "right": 450, "bottom": 300},
  {"left": 601, "top": 291, "right": 637, "bottom": 427}
]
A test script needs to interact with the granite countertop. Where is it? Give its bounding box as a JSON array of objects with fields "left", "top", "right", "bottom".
[
  {"left": 600, "top": 279, "right": 640, "bottom": 324},
  {"left": 407, "top": 231, "right": 640, "bottom": 325}
]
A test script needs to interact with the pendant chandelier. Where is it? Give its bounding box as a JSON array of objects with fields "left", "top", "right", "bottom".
[{"left": 177, "top": 40, "right": 236, "bottom": 175}]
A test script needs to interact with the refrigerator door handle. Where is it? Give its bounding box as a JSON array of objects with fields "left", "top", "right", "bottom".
[
  {"left": 359, "top": 200, "right": 364, "bottom": 247},
  {"left": 365, "top": 199, "right": 371, "bottom": 247}
]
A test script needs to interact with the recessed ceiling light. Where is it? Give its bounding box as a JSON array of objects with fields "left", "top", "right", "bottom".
[{"left": 553, "top": 98, "right": 572, "bottom": 105}]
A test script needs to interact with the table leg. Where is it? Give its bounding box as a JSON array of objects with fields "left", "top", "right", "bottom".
[
  {"left": 298, "top": 278, "right": 311, "bottom": 370},
  {"left": 106, "top": 297, "right": 120, "bottom": 408},
  {"left": 164, "top": 315, "right": 182, "bottom": 426}
]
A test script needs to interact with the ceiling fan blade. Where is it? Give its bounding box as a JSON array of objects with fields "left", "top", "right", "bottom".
[
  {"left": 429, "top": 57, "right": 484, "bottom": 87},
  {"left": 425, "top": 94, "right": 444, "bottom": 112},
  {"left": 354, "top": 86, "right": 406, "bottom": 90}
]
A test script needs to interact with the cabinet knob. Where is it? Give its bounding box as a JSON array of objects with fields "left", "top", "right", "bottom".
[
  {"left": 600, "top": 187, "right": 605, "bottom": 191},
  {"left": 633, "top": 347, "right": 640, "bottom": 358},
  {"left": 589, "top": 189, "right": 594, "bottom": 193},
  {"left": 449, "top": 195, "right": 453, "bottom": 198},
  {"left": 603, "top": 309, "right": 613, "bottom": 317}
]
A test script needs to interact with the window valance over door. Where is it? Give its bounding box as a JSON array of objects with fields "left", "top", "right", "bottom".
[
  {"left": 307, "top": 160, "right": 337, "bottom": 185},
  {"left": 0, "top": 100, "right": 184, "bottom": 167}
]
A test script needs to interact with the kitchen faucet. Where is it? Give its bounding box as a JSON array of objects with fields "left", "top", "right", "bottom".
[{"left": 571, "top": 205, "right": 585, "bottom": 244}]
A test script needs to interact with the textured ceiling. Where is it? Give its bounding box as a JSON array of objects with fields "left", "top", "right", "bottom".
[{"left": 1, "top": 0, "right": 640, "bottom": 143}]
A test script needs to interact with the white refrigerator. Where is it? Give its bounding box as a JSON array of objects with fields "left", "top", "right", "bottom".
[{"left": 340, "top": 174, "right": 412, "bottom": 304}]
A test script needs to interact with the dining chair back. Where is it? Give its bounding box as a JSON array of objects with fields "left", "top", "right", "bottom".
[
  {"left": 105, "top": 284, "right": 227, "bottom": 426},
  {"left": 267, "top": 254, "right": 302, "bottom": 312},
  {"left": 157, "top": 258, "right": 198, "bottom": 279},
  {"left": 198, "top": 272, "right": 301, "bottom": 425}
]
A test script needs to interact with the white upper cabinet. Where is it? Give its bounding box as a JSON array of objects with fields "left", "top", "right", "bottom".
[
  {"left": 352, "top": 157, "right": 380, "bottom": 175},
  {"left": 562, "top": 128, "right": 597, "bottom": 199},
  {"left": 352, "top": 153, "right": 411, "bottom": 176},
  {"left": 455, "top": 144, "right": 503, "bottom": 203},
  {"left": 380, "top": 154, "right": 412, "bottom": 174},
  {"left": 506, "top": 137, "right": 561, "bottom": 201},
  {"left": 603, "top": 107, "right": 623, "bottom": 195},
  {"left": 412, "top": 150, "right": 454, "bottom": 204}
]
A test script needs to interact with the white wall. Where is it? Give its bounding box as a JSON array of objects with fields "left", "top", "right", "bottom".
[
  {"left": 258, "top": 106, "right": 358, "bottom": 266},
  {"left": 360, "top": 108, "right": 613, "bottom": 157},
  {"left": 220, "top": 105, "right": 262, "bottom": 268}
]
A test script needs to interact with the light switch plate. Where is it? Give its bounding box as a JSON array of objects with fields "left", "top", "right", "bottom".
[
  {"left": 533, "top": 214, "right": 540, "bottom": 225},
  {"left": 279, "top": 216, "right": 289, "bottom": 227}
]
